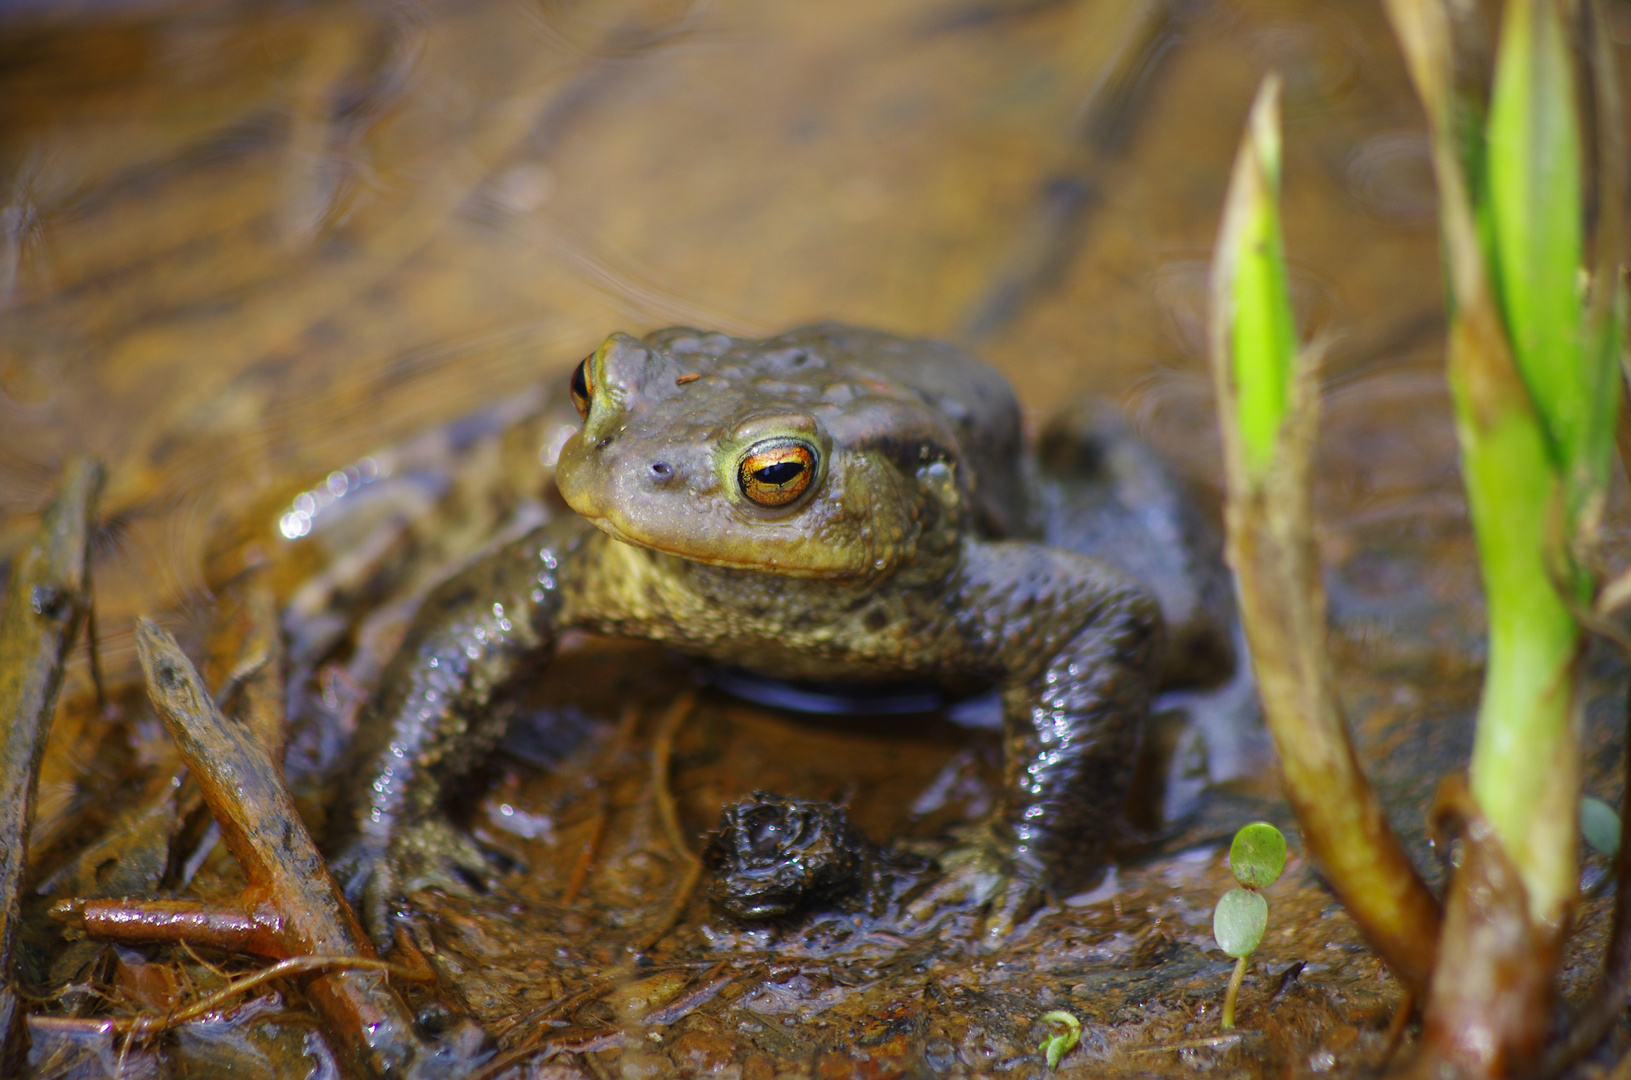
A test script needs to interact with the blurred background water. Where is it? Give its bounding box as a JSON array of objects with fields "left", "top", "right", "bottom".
[{"left": 0, "top": 0, "right": 1543, "bottom": 692}]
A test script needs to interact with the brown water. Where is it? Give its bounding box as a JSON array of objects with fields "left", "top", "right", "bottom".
[{"left": 2, "top": 1, "right": 1629, "bottom": 1078}]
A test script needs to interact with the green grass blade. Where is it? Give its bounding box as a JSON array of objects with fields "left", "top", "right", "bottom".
[
  {"left": 1486, "top": 0, "right": 1596, "bottom": 498},
  {"left": 1219, "top": 77, "right": 1296, "bottom": 478}
]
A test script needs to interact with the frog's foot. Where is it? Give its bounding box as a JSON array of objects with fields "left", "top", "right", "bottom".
[
  {"left": 900, "top": 826, "right": 1049, "bottom": 948},
  {"left": 330, "top": 817, "right": 507, "bottom": 946},
  {"left": 392, "top": 815, "right": 505, "bottom": 894}
]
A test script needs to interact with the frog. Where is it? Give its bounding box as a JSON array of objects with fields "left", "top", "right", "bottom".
[{"left": 326, "top": 323, "right": 1234, "bottom": 947}]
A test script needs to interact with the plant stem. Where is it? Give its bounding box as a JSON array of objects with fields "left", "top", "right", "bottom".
[
  {"left": 1222, "top": 956, "right": 1247, "bottom": 1030},
  {"left": 1209, "top": 76, "right": 1441, "bottom": 996},
  {"left": 1455, "top": 362, "right": 1582, "bottom": 928}
]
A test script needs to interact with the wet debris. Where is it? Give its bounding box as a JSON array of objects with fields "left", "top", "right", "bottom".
[
  {"left": 0, "top": 457, "right": 102, "bottom": 1072},
  {"left": 704, "top": 792, "right": 930, "bottom": 921},
  {"left": 49, "top": 618, "right": 453, "bottom": 1078}
]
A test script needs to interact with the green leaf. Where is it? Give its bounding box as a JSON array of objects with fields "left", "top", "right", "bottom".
[
  {"left": 1214, "top": 888, "right": 1269, "bottom": 959},
  {"left": 1486, "top": 0, "right": 1601, "bottom": 510},
  {"left": 1581, "top": 796, "right": 1621, "bottom": 859},
  {"left": 1223, "top": 78, "right": 1298, "bottom": 478},
  {"left": 1229, "top": 822, "right": 1288, "bottom": 889},
  {"left": 1037, "top": 1010, "right": 1081, "bottom": 1071}
]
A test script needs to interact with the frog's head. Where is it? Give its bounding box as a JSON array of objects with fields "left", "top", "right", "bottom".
[{"left": 554, "top": 329, "right": 969, "bottom": 581}]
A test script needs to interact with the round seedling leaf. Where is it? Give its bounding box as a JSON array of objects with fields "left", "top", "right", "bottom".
[
  {"left": 1581, "top": 796, "right": 1621, "bottom": 859},
  {"left": 1229, "top": 822, "right": 1287, "bottom": 889},
  {"left": 1214, "top": 887, "right": 1268, "bottom": 959}
]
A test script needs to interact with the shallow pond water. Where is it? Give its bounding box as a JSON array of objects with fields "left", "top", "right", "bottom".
[{"left": 3, "top": 0, "right": 1631, "bottom": 1077}]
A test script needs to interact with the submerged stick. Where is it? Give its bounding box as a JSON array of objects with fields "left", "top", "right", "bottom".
[
  {"left": 650, "top": 693, "right": 696, "bottom": 862},
  {"left": 125, "top": 618, "right": 426, "bottom": 1078},
  {"left": 0, "top": 456, "right": 102, "bottom": 1065},
  {"left": 635, "top": 693, "right": 700, "bottom": 953}
]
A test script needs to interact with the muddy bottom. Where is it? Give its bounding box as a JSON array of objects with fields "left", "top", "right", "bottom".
[{"left": 18, "top": 603, "right": 1627, "bottom": 1080}]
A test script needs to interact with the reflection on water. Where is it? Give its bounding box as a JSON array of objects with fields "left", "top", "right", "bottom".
[
  {"left": 1343, "top": 131, "right": 1436, "bottom": 224},
  {"left": 0, "top": 0, "right": 1488, "bottom": 880}
]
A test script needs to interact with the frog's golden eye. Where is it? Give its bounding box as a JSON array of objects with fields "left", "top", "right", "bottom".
[
  {"left": 569, "top": 356, "right": 595, "bottom": 419},
  {"left": 738, "top": 440, "right": 816, "bottom": 508}
]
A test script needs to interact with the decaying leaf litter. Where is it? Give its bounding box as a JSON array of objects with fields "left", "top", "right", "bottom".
[{"left": 3, "top": 0, "right": 1631, "bottom": 1077}]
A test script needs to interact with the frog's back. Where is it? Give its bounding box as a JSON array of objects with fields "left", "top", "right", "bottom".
[{"left": 644, "top": 323, "right": 1031, "bottom": 537}]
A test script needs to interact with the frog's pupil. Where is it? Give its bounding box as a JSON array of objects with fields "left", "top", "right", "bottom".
[
  {"left": 570, "top": 362, "right": 590, "bottom": 403},
  {"left": 755, "top": 461, "right": 804, "bottom": 486}
]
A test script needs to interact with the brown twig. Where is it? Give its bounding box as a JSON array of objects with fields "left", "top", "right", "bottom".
[
  {"left": 642, "top": 961, "right": 732, "bottom": 1025},
  {"left": 561, "top": 701, "right": 642, "bottom": 906},
  {"left": 650, "top": 692, "right": 696, "bottom": 861},
  {"left": 111, "top": 954, "right": 433, "bottom": 1039},
  {"left": 562, "top": 789, "right": 610, "bottom": 906},
  {"left": 605, "top": 700, "right": 642, "bottom": 763},
  {"left": 961, "top": 0, "right": 1179, "bottom": 340},
  {"left": 0, "top": 456, "right": 102, "bottom": 1068},
  {"left": 48, "top": 580, "right": 288, "bottom": 915},
  {"left": 474, "top": 978, "right": 619, "bottom": 1080},
  {"left": 1378, "top": 991, "right": 1415, "bottom": 1067},
  {"left": 84, "top": 576, "right": 108, "bottom": 717},
  {"left": 634, "top": 693, "right": 700, "bottom": 952},
  {"left": 125, "top": 619, "right": 426, "bottom": 1078},
  {"left": 477, "top": 961, "right": 729, "bottom": 1080},
  {"left": 632, "top": 858, "right": 704, "bottom": 955},
  {"left": 232, "top": 581, "right": 288, "bottom": 766}
]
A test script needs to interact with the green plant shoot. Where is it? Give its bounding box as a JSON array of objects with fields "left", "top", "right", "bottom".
[
  {"left": 1214, "top": 822, "right": 1287, "bottom": 1029},
  {"left": 1037, "top": 1010, "right": 1081, "bottom": 1071},
  {"left": 1209, "top": 73, "right": 1441, "bottom": 994},
  {"left": 1225, "top": 76, "right": 1297, "bottom": 478},
  {"left": 1454, "top": 0, "right": 1617, "bottom": 929}
]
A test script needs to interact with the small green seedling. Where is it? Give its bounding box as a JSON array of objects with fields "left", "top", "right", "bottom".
[
  {"left": 1581, "top": 796, "right": 1620, "bottom": 860},
  {"left": 1213, "top": 822, "right": 1287, "bottom": 1029},
  {"left": 1036, "top": 1010, "right": 1081, "bottom": 1071}
]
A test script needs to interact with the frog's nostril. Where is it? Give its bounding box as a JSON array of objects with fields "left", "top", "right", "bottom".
[
  {"left": 595, "top": 435, "right": 613, "bottom": 450},
  {"left": 649, "top": 461, "right": 675, "bottom": 482}
]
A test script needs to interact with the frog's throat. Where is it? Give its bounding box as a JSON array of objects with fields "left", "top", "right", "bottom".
[{"left": 579, "top": 512, "right": 845, "bottom": 579}]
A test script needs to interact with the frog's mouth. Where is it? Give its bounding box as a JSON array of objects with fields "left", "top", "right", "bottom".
[
  {"left": 576, "top": 511, "right": 701, "bottom": 561},
  {"left": 577, "top": 509, "right": 830, "bottom": 575}
]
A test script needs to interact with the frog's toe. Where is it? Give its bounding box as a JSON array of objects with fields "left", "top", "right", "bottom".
[
  {"left": 900, "top": 831, "right": 1048, "bottom": 946},
  {"left": 974, "top": 868, "right": 1048, "bottom": 946},
  {"left": 327, "top": 839, "right": 404, "bottom": 947},
  {"left": 327, "top": 838, "right": 386, "bottom": 906},
  {"left": 392, "top": 817, "right": 507, "bottom": 897},
  {"left": 329, "top": 819, "right": 510, "bottom": 946}
]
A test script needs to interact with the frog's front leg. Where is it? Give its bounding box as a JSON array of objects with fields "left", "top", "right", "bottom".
[
  {"left": 326, "top": 517, "right": 596, "bottom": 940},
  {"left": 914, "top": 542, "right": 1163, "bottom": 944}
]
